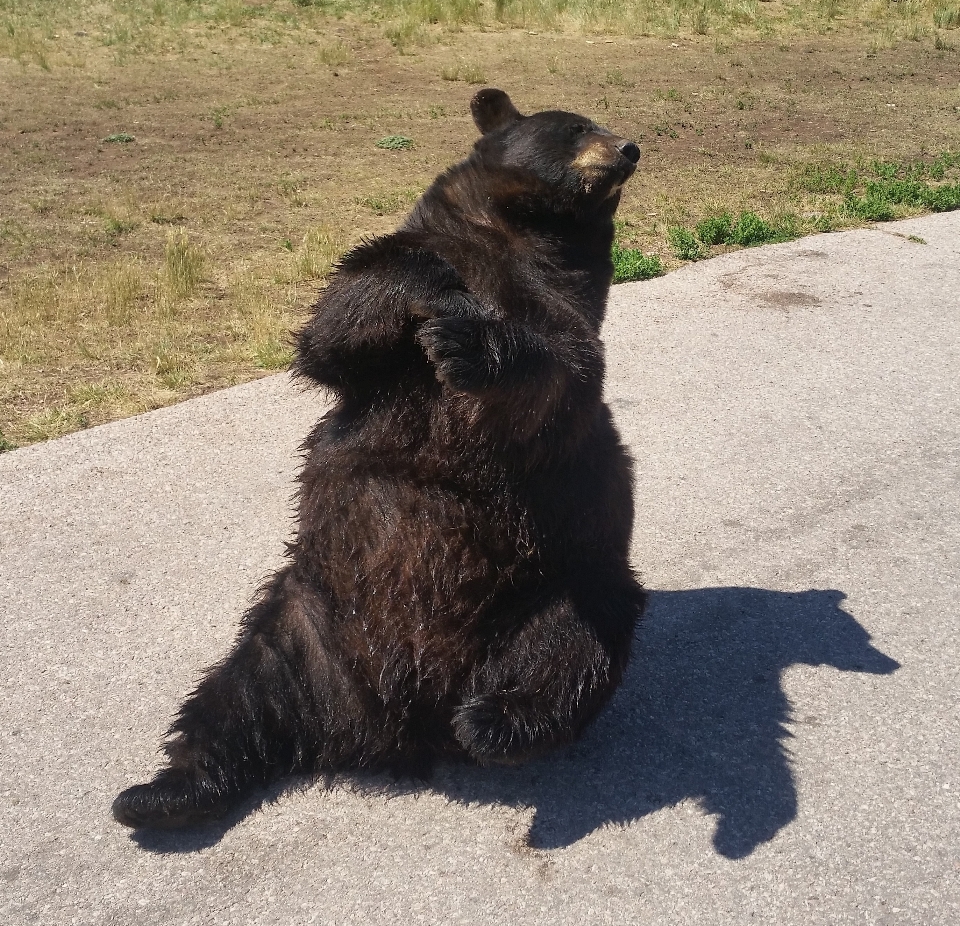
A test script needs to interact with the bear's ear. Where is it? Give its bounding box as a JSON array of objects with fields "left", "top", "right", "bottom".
[{"left": 471, "top": 88, "right": 523, "bottom": 135}]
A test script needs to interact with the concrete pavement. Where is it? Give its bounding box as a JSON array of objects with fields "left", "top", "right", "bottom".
[{"left": 1, "top": 213, "right": 958, "bottom": 924}]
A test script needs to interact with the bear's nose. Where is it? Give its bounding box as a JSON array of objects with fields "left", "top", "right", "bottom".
[{"left": 616, "top": 140, "right": 641, "bottom": 164}]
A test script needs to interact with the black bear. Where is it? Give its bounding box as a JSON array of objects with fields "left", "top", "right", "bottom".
[{"left": 113, "top": 89, "right": 646, "bottom": 828}]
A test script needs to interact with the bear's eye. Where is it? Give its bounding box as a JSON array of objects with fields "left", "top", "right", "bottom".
[{"left": 569, "top": 123, "right": 591, "bottom": 138}]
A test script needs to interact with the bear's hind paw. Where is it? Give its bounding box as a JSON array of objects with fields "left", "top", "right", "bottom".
[
  {"left": 453, "top": 693, "right": 548, "bottom": 766},
  {"left": 112, "top": 769, "right": 230, "bottom": 830}
]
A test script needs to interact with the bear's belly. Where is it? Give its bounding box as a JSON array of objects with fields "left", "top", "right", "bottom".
[{"left": 296, "top": 469, "right": 538, "bottom": 695}]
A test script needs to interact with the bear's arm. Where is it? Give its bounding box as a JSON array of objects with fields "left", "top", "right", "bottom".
[
  {"left": 293, "top": 235, "right": 472, "bottom": 397},
  {"left": 417, "top": 306, "right": 605, "bottom": 444}
]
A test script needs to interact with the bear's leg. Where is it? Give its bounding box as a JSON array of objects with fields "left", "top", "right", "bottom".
[
  {"left": 453, "top": 577, "right": 645, "bottom": 765},
  {"left": 113, "top": 567, "right": 360, "bottom": 828}
]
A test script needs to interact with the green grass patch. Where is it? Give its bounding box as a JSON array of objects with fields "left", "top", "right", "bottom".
[
  {"left": 354, "top": 187, "right": 421, "bottom": 215},
  {"left": 729, "top": 210, "right": 799, "bottom": 246},
  {"left": 795, "top": 153, "right": 960, "bottom": 222},
  {"left": 659, "top": 152, "right": 960, "bottom": 265},
  {"left": 668, "top": 225, "right": 703, "bottom": 261},
  {"left": 375, "top": 135, "right": 414, "bottom": 150},
  {"left": 611, "top": 244, "right": 664, "bottom": 283},
  {"left": 695, "top": 211, "right": 734, "bottom": 246},
  {"left": 665, "top": 209, "right": 801, "bottom": 263}
]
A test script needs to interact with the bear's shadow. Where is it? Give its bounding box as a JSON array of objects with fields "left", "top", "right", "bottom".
[{"left": 131, "top": 586, "right": 898, "bottom": 858}]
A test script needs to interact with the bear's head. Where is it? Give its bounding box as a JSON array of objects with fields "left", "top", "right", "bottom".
[{"left": 470, "top": 88, "right": 640, "bottom": 216}]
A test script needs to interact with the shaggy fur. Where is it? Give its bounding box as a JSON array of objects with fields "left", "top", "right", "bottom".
[{"left": 113, "top": 89, "right": 646, "bottom": 829}]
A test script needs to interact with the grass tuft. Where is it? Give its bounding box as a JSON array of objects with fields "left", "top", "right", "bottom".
[
  {"left": 318, "top": 40, "right": 350, "bottom": 66},
  {"left": 611, "top": 244, "right": 664, "bottom": 283},
  {"left": 695, "top": 211, "right": 734, "bottom": 246},
  {"left": 375, "top": 135, "right": 414, "bottom": 150},
  {"left": 164, "top": 231, "right": 205, "bottom": 298},
  {"left": 291, "top": 226, "right": 345, "bottom": 281},
  {"left": 440, "top": 60, "right": 487, "bottom": 83},
  {"left": 668, "top": 225, "right": 703, "bottom": 261}
]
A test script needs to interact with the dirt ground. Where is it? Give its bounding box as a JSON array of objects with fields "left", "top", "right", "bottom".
[{"left": 1, "top": 16, "right": 959, "bottom": 447}]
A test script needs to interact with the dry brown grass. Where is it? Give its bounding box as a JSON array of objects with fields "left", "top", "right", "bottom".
[{"left": 1, "top": 0, "right": 958, "bottom": 448}]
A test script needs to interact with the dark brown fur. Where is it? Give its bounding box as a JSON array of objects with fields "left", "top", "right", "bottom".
[{"left": 113, "top": 89, "right": 646, "bottom": 829}]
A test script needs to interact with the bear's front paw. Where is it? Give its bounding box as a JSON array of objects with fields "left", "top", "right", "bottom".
[
  {"left": 416, "top": 317, "right": 497, "bottom": 393},
  {"left": 112, "top": 768, "right": 230, "bottom": 829},
  {"left": 409, "top": 289, "right": 488, "bottom": 322},
  {"left": 453, "top": 693, "right": 542, "bottom": 766}
]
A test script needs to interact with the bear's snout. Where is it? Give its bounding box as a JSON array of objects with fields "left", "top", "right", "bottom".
[{"left": 616, "top": 140, "right": 641, "bottom": 165}]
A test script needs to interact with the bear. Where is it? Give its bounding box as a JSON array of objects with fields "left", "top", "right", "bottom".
[{"left": 112, "top": 88, "right": 646, "bottom": 829}]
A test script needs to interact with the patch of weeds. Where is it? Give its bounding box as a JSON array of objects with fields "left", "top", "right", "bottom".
[
  {"left": 795, "top": 163, "right": 859, "bottom": 195},
  {"left": 604, "top": 69, "right": 635, "bottom": 89},
  {"left": 276, "top": 174, "right": 309, "bottom": 206},
  {"left": 153, "top": 345, "right": 193, "bottom": 390},
  {"left": 729, "top": 211, "right": 797, "bottom": 246},
  {"left": 0, "top": 431, "right": 16, "bottom": 453},
  {"left": 652, "top": 120, "right": 679, "bottom": 139},
  {"left": 934, "top": 31, "right": 955, "bottom": 50},
  {"left": 254, "top": 339, "right": 292, "bottom": 370},
  {"left": 103, "top": 132, "right": 135, "bottom": 144},
  {"left": 104, "top": 216, "right": 137, "bottom": 240},
  {"left": 795, "top": 153, "right": 960, "bottom": 222},
  {"left": 440, "top": 61, "right": 486, "bottom": 84},
  {"left": 934, "top": 4, "right": 960, "bottom": 28},
  {"left": 318, "top": 41, "right": 350, "bottom": 66},
  {"left": 668, "top": 226, "right": 703, "bottom": 261},
  {"left": 292, "top": 225, "right": 345, "bottom": 281},
  {"left": 810, "top": 208, "right": 843, "bottom": 232},
  {"left": 28, "top": 198, "right": 54, "bottom": 215},
  {"left": 865, "top": 178, "right": 960, "bottom": 212},
  {"left": 1, "top": 24, "right": 51, "bottom": 70},
  {"left": 843, "top": 194, "right": 895, "bottom": 222},
  {"left": 150, "top": 212, "right": 186, "bottom": 226},
  {"left": 695, "top": 211, "right": 733, "bottom": 246},
  {"left": 67, "top": 381, "right": 133, "bottom": 411},
  {"left": 906, "top": 22, "right": 927, "bottom": 42},
  {"left": 355, "top": 187, "right": 420, "bottom": 215},
  {"left": 818, "top": 0, "right": 842, "bottom": 21},
  {"left": 0, "top": 218, "right": 29, "bottom": 250},
  {"left": 692, "top": 5, "right": 710, "bottom": 35},
  {"left": 384, "top": 19, "right": 423, "bottom": 54},
  {"left": 164, "top": 231, "right": 204, "bottom": 299},
  {"left": 211, "top": 106, "right": 230, "bottom": 129},
  {"left": 684, "top": 210, "right": 800, "bottom": 252},
  {"left": 375, "top": 135, "right": 414, "bottom": 150},
  {"left": 611, "top": 245, "right": 664, "bottom": 283},
  {"left": 104, "top": 261, "right": 143, "bottom": 325},
  {"left": 22, "top": 407, "right": 89, "bottom": 443}
]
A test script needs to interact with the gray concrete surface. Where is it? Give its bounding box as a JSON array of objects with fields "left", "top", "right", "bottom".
[{"left": 2, "top": 213, "right": 959, "bottom": 925}]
